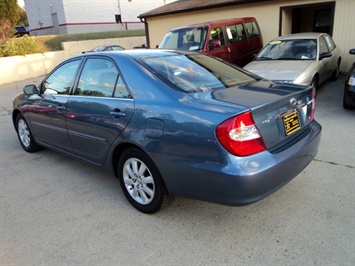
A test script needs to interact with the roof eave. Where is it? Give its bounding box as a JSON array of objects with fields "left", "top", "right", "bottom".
[
  {"left": 139, "top": 6, "right": 214, "bottom": 19},
  {"left": 138, "top": 0, "right": 271, "bottom": 19}
]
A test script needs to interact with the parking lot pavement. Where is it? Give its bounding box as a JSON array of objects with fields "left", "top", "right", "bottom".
[{"left": 1, "top": 75, "right": 354, "bottom": 265}]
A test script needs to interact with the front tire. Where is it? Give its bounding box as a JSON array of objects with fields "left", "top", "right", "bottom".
[
  {"left": 15, "top": 114, "right": 41, "bottom": 153},
  {"left": 118, "top": 148, "right": 174, "bottom": 213},
  {"left": 330, "top": 60, "right": 340, "bottom": 81},
  {"left": 311, "top": 75, "right": 319, "bottom": 93}
]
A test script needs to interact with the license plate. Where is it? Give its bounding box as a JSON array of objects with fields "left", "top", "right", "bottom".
[{"left": 283, "top": 111, "right": 301, "bottom": 135}]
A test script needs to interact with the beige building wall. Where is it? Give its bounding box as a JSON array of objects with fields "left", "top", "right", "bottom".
[
  {"left": 332, "top": 0, "right": 355, "bottom": 71},
  {"left": 147, "top": 0, "right": 354, "bottom": 71}
]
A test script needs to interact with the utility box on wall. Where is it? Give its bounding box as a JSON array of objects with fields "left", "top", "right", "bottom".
[{"left": 115, "top": 14, "right": 122, "bottom": 24}]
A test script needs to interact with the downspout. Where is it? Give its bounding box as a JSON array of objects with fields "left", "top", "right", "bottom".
[{"left": 140, "top": 17, "right": 150, "bottom": 48}]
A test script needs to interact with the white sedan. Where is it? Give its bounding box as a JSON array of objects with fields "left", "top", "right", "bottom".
[{"left": 244, "top": 32, "right": 341, "bottom": 91}]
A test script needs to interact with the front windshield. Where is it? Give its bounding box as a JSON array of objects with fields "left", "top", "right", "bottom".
[
  {"left": 256, "top": 39, "right": 317, "bottom": 60},
  {"left": 93, "top": 46, "right": 106, "bottom": 52},
  {"left": 159, "top": 27, "right": 207, "bottom": 51},
  {"left": 138, "top": 54, "right": 259, "bottom": 93}
]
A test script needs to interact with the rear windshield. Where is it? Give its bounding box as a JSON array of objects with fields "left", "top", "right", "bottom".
[
  {"left": 138, "top": 54, "right": 259, "bottom": 93},
  {"left": 159, "top": 27, "right": 208, "bottom": 51}
]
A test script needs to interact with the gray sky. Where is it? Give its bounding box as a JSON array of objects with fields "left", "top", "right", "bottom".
[{"left": 18, "top": 0, "right": 25, "bottom": 8}]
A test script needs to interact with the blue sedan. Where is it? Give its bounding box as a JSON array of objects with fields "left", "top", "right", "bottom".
[{"left": 12, "top": 50, "right": 321, "bottom": 213}]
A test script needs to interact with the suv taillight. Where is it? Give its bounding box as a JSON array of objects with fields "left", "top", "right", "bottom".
[{"left": 216, "top": 111, "right": 266, "bottom": 157}]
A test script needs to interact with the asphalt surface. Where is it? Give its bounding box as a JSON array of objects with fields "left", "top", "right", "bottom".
[{"left": 1, "top": 75, "right": 354, "bottom": 265}]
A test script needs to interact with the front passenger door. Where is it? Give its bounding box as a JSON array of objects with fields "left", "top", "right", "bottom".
[
  {"left": 207, "top": 27, "right": 230, "bottom": 62},
  {"left": 25, "top": 59, "right": 82, "bottom": 152}
]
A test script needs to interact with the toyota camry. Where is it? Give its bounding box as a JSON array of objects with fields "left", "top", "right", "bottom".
[{"left": 12, "top": 49, "right": 321, "bottom": 213}]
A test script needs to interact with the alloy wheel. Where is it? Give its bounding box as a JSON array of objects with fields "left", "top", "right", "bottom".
[
  {"left": 18, "top": 119, "right": 31, "bottom": 148},
  {"left": 122, "top": 157, "right": 155, "bottom": 205}
]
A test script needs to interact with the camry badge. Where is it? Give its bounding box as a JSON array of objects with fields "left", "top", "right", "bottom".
[{"left": 289, "top": 97, "right": 298, "bottom": 106}]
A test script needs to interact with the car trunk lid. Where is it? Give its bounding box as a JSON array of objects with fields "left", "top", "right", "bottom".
[{"left": 191, "top": 80, "right": 315, "bottom": 151}]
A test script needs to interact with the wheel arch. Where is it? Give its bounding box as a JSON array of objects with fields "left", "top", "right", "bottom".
[
  {"left": 12, "top": 109, "right": 22, "bottom": 129},
  {"left": 312, "top": 73, "right": 320, "bottom": 84},
  {"left": 337, "top": 56, "right": 342, "bottom": 71},
  {"left": 111, "top": 142, "right": 150, "bottom": 178},
  {"left": 337, "top": 56, "right": 342, "bottom": 65}
]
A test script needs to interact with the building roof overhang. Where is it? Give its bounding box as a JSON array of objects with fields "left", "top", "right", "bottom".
[{"left": 138, "top": 0, "right": 273, "bottom": 20}]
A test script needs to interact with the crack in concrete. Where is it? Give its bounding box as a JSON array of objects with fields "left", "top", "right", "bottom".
[
  {"left": 314, "top": 158, "right": 354, "bottom": 169},
  {"left": 0, "top": 107, "right": 12, "bottom": 116}
]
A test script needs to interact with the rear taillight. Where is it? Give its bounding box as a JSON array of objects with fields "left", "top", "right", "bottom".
[
  {"left": 309, "top": 87, "right": 316, "bottom": 121},
  {"left": 216, "top": 111, "right": 266, "bottom": 157}
]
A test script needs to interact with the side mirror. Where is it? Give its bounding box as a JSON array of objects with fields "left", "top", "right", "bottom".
[
  {"left": 319, "top": 52, "right": 332, "bottom": 59},
  {"left": 23, "top": 84, "right": 39, "bottom": 95},
  {"left": 349, "top": 48, "right": 355, "bottom": 55},
  {"left": 209, "top": 39, "right": 221, "bottom": 50}
]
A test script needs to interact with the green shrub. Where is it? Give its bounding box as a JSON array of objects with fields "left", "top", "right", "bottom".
[
  {"left": 0, "top": 35, "right": 44, "bottom": 56},
  {"left": 0, "top": 29, "right": 145, "bottom": 56},
  {"left": 44, "top": 29, "right": 145, "bottom": 51}
]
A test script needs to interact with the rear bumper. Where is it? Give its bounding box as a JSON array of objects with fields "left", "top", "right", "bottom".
[
  {"left": 344, "top": 84, "right": 355, "bottom": 105},
  {"left": 159, "top": 120, "right": 322, "bottom": 206}
]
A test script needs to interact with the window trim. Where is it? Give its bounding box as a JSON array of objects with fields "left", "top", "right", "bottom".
[
  {"left": 40, "top": 58, "right": 83, "bottom": 95},
  {"left": 73, "top": 55, "right": 133, "bottom": 99}
]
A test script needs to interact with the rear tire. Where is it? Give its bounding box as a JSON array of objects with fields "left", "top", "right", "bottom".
[
  {"left": 15, "top": 114, "right": 41, "bottom": 153},
  {"left": 118, "top": 148, "right": 174, "bottom": 213}
]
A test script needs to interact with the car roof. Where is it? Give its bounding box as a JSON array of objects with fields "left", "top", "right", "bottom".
[
  {"left": 169, "top": 17, "right": 257, "bottom": 31},
  {"left": 74, "top": 49, "right": 195, "bottom": 60},
  {"left": 272, "top": 32, "right": 327, "bottom": 41}
]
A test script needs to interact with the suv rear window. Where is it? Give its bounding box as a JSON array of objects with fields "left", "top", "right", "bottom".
[{"left": 245, "top": 22, "right": 261, "bottom": 38}]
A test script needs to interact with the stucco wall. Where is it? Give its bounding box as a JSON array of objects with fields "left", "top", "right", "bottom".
[
  {"left": 331, "top": 0, "right": 355, "bottom": 71},
  {"left": 0, "top": 51, "right": 66, "bottom": 86},
  {"left": 62, "top": 36, "right": 146, "bottom": 57},
  {"left": 0, "top": 36, "right": 146, "bottom": 86}
]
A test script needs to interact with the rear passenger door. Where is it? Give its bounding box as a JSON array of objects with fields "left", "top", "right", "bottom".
[
  {"left": 225, "top": 23, "right": 250, "bottom": 67},
  {"left": 318, "top": 36, "right": 334, "bottom": 83},
  {"left": 65, "top": 56, "right": 134, "bottom": 164},
  {"left": 322, "top": 34, "right": 338, "bottom": 80}
]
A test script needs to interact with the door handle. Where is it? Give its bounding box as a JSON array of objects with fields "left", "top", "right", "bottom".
[{"left": 110, "top": 110, "right": 126, "bottom": 118}]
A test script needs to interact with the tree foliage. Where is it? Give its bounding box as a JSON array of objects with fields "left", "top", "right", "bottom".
[
  {"left": 0, "top": 0, "right": 19, "bottom": 25},
  {"left": 0, "top": 18, "right": 12, "bottom": 44},
  {"left": 17, "top": 6, "right": 28, "bottom": 26},
  {"left": 0, "top": 0, "right": 20, "bottom": 43}
]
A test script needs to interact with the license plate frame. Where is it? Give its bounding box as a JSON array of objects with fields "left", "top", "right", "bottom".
[{"left": 283, "top": 111, "right": 301, "bottom": 136}]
